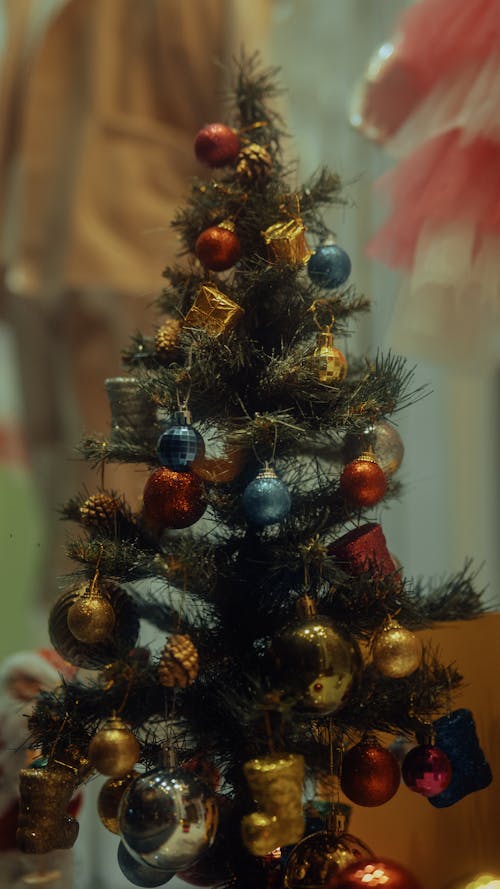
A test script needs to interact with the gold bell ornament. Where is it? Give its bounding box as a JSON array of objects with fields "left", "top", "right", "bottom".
[
  {"left": 89, "top": 715, "right": 141, "bottom": 777},
  {"left": 184, "top": 283, "right": 244, "bottom": 338},
  {"left": 241, "top": 753, "right": 305, "bottom": 856}
]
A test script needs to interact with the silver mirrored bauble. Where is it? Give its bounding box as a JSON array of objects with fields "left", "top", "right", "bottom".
[
  {"left": 283, "top": 829, "right": 373, "bottom": 889},
  {"left": 118, "top": 841, "right": 174, "bottom": 887},
  {"left": 119, "top": 768, "right": 218, "bottom": 873}
]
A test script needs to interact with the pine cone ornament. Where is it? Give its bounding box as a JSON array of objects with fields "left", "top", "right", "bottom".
[
  {"left": 236, "top": 143, "right": 272, "bottom": 183},
  {"left": 80, "top": 493, "right": 122, "bottom": 530},
  {"left": 154, "top": 318, "right": 182, "bottom": 361},
  {"left": 158, "top": 634, "right": 199, "bottom": 688}
]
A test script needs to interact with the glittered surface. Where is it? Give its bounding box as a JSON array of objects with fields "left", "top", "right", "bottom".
[
  {"left": 329, "top": 523, "right": 395, "bottom": 576},
  {"left": 194, "top": 123, "right": 240, "bottom": 167},
  {"left": 143, "top": 467, "right": 206, "bottom": 529},
  {"left": 341, "top": 738, "right": 400, "bottom": 807},
  {"left": 372, "top": 622, "right": 422, "bottom": 679},
  {"left": 429, "top": 708, "right": 492, "bottom": 808},
  {"left": 339, "top": 458, "right": 387, "bottom": 507},
  {"left": 89, "top": 717, "right": 140, "bottom": 777},
  {"left": 195, "top": 225, "right": 241, "bottom": 271},
  {"left": 307, "top": 244, "right": 352, "bottom": 289},
  {"left": 67, "top": 594, "right": 115, "bottom": 643}
]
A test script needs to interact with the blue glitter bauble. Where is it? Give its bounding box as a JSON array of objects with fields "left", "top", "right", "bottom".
[
  {"left": 307, "top": 244, "right": 351, "bottom": 288},
  {"left": 157, "top": 411, "right": 205, "bottom": 472},
  {"left": 242, "top": 468, "right": 291, "bottom": 526},
  {"left": 117, "top": 842, "right": 174, "bottom": 887}
]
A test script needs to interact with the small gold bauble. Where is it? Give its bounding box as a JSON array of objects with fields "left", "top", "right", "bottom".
[
  {"left": 67, "top": 592, "right": 115, "bottom": 644},
  {"left": 89, "top": 716, "right": 140, "bottom": 777},
  {"left": 97, "top": 770, "right": 139, "bottom": 833},
  {"left": 372, "top": 620, "right": 422, "bottom": 679}
]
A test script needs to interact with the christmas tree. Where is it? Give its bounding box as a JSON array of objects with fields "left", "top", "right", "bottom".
[{"left": 23, "top": 56, "right": 489, "bottom": 889}]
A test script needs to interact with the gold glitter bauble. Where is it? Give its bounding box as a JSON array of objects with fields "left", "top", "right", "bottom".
[
  {"left": 49, "top": 583, "right": 139, "bottom": 669},
  {"left": 158, "top": 633, "right": 199, "bottom": 688},
  {"left": 283, "top": 830, "right": 373, "bottom": 889},
  {"left": 372, "top": 619, "right": 422, "bottom": 679},
  {"left": 89, "top": 717, "right": 141, "bottom": 777},
  {"left": 67, "top": 591, "right": 115, "bottom": 643},
  {"left": 97, "top": 770, "right": 139, "bottom": 834}
]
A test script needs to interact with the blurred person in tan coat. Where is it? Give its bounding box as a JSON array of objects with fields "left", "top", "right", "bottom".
[{"left": 0, "top": 0, "right": 271, "bottom": 600}]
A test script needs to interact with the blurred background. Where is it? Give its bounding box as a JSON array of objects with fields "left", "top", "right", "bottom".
[{"left": 0, "top": 1, "right": 499, "bottom": 887}]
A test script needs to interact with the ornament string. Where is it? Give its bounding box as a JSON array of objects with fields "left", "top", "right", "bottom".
[{"left": 99, "top": 441, "right": 107, "bottom": 491}]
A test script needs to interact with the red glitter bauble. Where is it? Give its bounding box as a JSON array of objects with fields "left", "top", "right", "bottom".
[
  {"left": 327, "top": 858, "right": 422, "bottom": 889},
  {"left": 194, "top": 123, "right": 241, "bottom": 167},
  {"left": 195, "top": 224, "right": 242, "bottom": 271},
  {"left": 143, "top": 468, "right": 206, "bottom": 529},
  {"left": 402, "top": 744, "right": 452, "bottom": 797},
  {"left": 339, "top": 456, "right": 387, "bottom": 507},
  {"left": 341, "top": 736, "right": 400, "bottom": 807}
]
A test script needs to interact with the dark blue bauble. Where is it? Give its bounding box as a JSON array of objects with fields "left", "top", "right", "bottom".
[
  {"left": 118, "top": 842, "right": 174, "bottom": 887},
  {"left": 157, "top": 411, "right": 205, "bottom": 472},
  {"left": 242, "top": 469, "right": 291, "bottom": 527},
  {"left": 307, "top": 244, "right": 351, "bottom": 288},
  {"left": 428, "top": 709, "right": 492, "bottom": 808}
]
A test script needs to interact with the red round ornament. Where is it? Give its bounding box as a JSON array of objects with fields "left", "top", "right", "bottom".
[
  {"left": 195, "top": 222, "right": 241, "bottom": 271},
  {"left": 339, "top": 455, "right": 387, "bottom": 507},
  {"left": 194, "top": 123, "right": 241, "bottom": 167},
  {"left": 341, "top": 736, "right": 400, "bottom": 807},
  {"left": 402, "top": 744, "right": 452, "bottom": 797},
  {"left": 327, "top": 858, "right": 422, "bottom": 889},
  {"left": 143, "top": 467, "right": 206, "bottom": 529}
]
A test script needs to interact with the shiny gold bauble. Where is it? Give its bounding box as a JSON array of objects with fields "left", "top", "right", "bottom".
[
  {"left": 274, "top": 614, "right": 360, "bottom": 715},
  {"left": 49, "top": 583, "right": 139, "bottom": 669},
  {"left": 372, "top": 619, "right": 422, "bottom": 679},
  {"left": 89, "top": 716, "right": 141, "bottom": 777},
  {"left": 67, "top": 592, "right": 115, "bottom": 643},
  {"left": 97, "top": 770, "right": 139, "bottom": 834},
  {"left": 283, "top": 830, "right": 373, "bottom": 889}
]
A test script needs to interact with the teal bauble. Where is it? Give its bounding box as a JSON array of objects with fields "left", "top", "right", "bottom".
[
  {"left": 242, "top": 466, "right": 291, "bottom": 527},
  {"left": 307, "top": 244, "right": 351, "bottom": 288}
]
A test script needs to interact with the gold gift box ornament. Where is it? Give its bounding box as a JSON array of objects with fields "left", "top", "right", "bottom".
[
  {"left": 262, "top": 217, "right": 312, "bottom": 266},
  {"left": 184, "top": 283, "right": 244, "bottom": 337}
]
